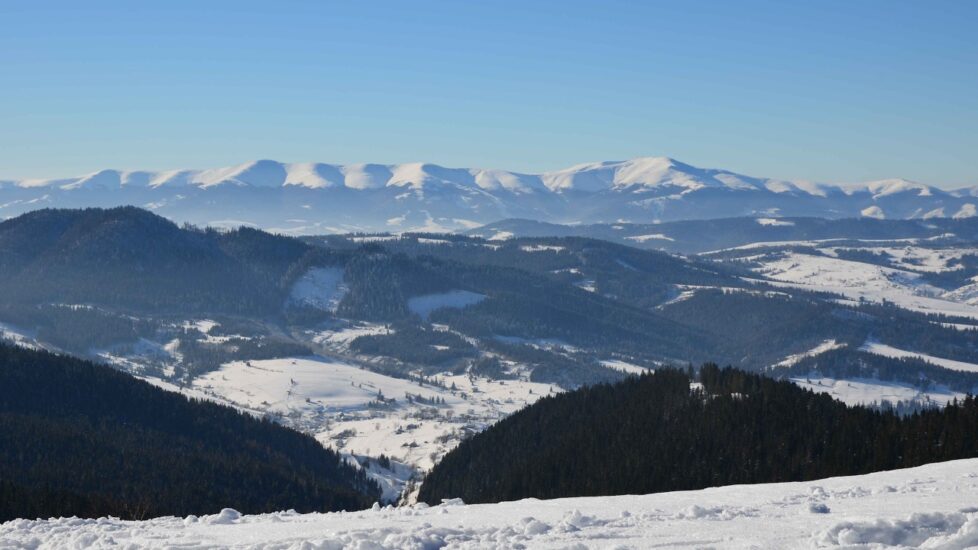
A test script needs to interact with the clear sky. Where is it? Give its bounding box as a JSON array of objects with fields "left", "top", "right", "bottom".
[{"left": 1, "top": 0, "right": 976, "bottom": 187}]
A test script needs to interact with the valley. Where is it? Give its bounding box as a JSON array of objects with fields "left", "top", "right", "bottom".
[{"left": 1, "top": 208, "right": 977, "bottom": 504}]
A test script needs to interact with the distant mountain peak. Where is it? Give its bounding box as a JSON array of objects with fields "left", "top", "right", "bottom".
[
  {"left": 1, "top": 158, "right": 971, "bottom": 234},
  {"left": 6, "top": 156, "right": 931, "bottom": 197}
]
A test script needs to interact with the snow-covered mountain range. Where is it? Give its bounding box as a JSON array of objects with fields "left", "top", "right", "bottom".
[{"left": 1, "top": 157, "right": 976, "bottom": 233}]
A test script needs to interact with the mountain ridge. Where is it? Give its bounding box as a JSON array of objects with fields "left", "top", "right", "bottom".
[
  {"left": 5, "top": 156, "right": 971, "bottom": 194},
  {"left": 1, "top": 157, "right": 976, "bottom": 234}
]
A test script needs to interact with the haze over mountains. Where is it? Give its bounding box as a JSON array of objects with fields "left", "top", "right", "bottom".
[{"left": 2, "top": 157, "right": 975, "bottom": 234}]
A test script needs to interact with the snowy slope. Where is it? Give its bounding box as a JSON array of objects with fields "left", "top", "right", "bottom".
[
  {"left": 792, "top": 376, "right": 967, "bottom": 408},
  {"left": 406, "top": 290, "right": 486, "bottom": 320},
  {"left": 5, "top": 459, "right": 978, "bottom": 548},
  {"left": 3, "top": 157, "right": 975, "bottom": 233},
  {"left": 749, "top": 251, "right": 978, "bottom": 320},
  {"left": 185, "top": 355, "right": 553, "bottom": 501},
  {"left": 860, "top": 341, "right": 978, "bottom": 374},
  {"left": 287, "top": 267, "right": 347, "bottom": 312},
  {"left": 705, "top": 237, "right": 978, "bottom": 325}
]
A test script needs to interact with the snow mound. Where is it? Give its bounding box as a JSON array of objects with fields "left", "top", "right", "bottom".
[
  {"left": 815, "top": 511, "right": 978, "bottom": 548},
  {"left": 205, "top": 508, "right": 242, "bottom": 525}
]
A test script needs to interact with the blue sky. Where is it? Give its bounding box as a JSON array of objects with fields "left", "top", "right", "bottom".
[{"left": 1, "top": 0, "right": 975, "bottom": 186}]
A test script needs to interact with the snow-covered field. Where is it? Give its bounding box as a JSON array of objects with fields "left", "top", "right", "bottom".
[
  {"left": 771, "top": 338, "right": 977, "bottom": 407},
  {"left": 0, "top": 322, "right": 43, "bottom": 351},
  {"left": 288, "top": 267, "right": 347, "bottom": 312},
  {"left": 307, "top": 321, "right": 392, "bottom": 350},
  {"left": 748, "top": 251, "right": 978, "bottom": 320},
  {"left": 774, "top": 339, "right": 846, "bottom": 368},
  {"left": 406, "top": 290, "right": 486, "bottom": 320},
  {"left": 792, "top": 376, "right": 967, "bottom": 408},
  {"left": 599, "top": 359, "right": 652, "bottom": 375},
  {"left": 187, "top": 355, "right": 553, "bottom": 501},
  {"left": 5, "top": 459, "right": 978, "bottom": 549},
  {"left": 860, "top": 341, "right": 978, "bottom": 374},
  {"left": 0, "top": 311, "right": 553, "bottom": 502}
]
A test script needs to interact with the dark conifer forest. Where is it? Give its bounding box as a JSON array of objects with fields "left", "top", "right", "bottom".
[
  {"left": 418, "top": 366, "right": 978, "bottom": 505},
  {"left": 0, "top": 344, "right": 379, "bottom": 522}
]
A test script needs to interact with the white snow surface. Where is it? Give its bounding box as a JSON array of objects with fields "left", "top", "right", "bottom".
[
  {"left": 6, "top": 459, "right": 978, "bottom": 549},
  {"left": 756, "top": 217, "right": 796, "bottom": 226},
  {"left": 183, "top": 354, "right": 552, "bottom": 501},
  {"left": 308, "top": 322, "right": 391, "bottom": 350},
  {"left": 850, "top": 246, "right": 971, "bottom": 273},
  {"left": 852, "top": 178, "right": 935, "bottom": 199},
  {"left": 752, "top": 252, "right": 978, "bottom": 320},
  {"left": 6, "top": 156, "right": 977, "bottom": 234},
  {"left": 862, "top": 205, "right": 886, "bottom": 219},
  {"left": 288, "top": 267, "right": 347, "bottom": 312},
  {"left": 860, "top": 341, "right": 978, "bottom": 374},
  {"left": 791, "top": 376, "right": 967, "bottom": 407},
  {"left": 954, "top": 204, "right": 977, "bottom": 219},
  {"left": 7, "top": 156, "right": 976, "bottom": 235},
  {"left": 520, "top": 244, "right": 565, "bottom": 253},
  {"left": 0, "top": 321, "right": 44, "bottom": 351},
  {"left": 487, "top": 230, "right": 514, "bottom": 241},
  {"left": 599, "top": 359, "right": 651, "bottom": 375},
  {"left": 4, "top": 157, "right": 948, "bottom": 201},
  {"left": 774, "top": 339, "right": 846, "bottom": 367},
  {"left": 625, "top": 233, "right": 675, "bottom": 242},
  {"left": 540, "top": 156, "right": 785, "bottom": 193},
  {"left": 406, "top": 290, "right": 486, "bottom": 320}
]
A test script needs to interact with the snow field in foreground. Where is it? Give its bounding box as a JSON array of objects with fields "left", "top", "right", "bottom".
[{"left": 4, "top": 459, "right": 978, "bottom": 549}]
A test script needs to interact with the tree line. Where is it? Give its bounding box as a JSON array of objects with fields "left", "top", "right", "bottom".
[
  {"left": 0, "top": 343, "right": 379, "bottom": 522},
  {"left": 419, "top": 365, "right": 978, "bottom": 504}
]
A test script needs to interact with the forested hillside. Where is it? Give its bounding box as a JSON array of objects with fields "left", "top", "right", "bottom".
[
  {"left": 0, "top": 344, "right": 379, "bottom": 521},
  {"left": 418, "top": 366, "right": 978, "bottom": 504},
  {"left": 468, "top": 216, "right": 978, "bottom": 254},
  {"left": 307, "top": 232, "right": 978, "bottom": 393},
  {"left": 0, "top": 207, "right": 312, "bottom": 314}
]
